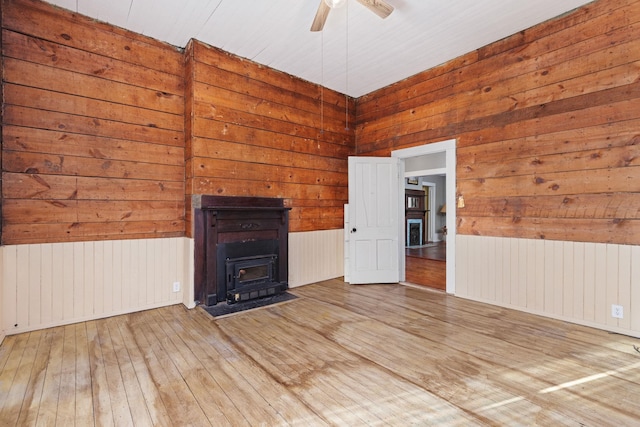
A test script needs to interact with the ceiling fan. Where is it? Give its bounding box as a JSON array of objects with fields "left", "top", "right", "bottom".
[{"left": 311, "top": 0, "right": 394, "bottom": 32}]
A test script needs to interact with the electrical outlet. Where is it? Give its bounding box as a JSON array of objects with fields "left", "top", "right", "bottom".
[
  {"left": 611, "top": 304, "right": 623, "bottom": 319},
  {"left": 172, "top": 281, "right": 181, "bottom": 293}
]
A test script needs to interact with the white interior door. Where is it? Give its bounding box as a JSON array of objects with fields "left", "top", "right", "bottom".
[{"left": 347, "top": 156, "right": 403, "bottom": 284}]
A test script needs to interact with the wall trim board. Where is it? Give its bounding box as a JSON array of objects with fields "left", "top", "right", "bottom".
[
  {"left": 456, "top": 234, "right": 640, "bottom": 338},
  {"left": 1, "top": 237, "right": 192, "bottom": 336}
]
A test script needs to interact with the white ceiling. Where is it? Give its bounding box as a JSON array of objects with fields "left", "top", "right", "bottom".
[{"left": 45, "top": 0, "right": 594, "bottom": 98}]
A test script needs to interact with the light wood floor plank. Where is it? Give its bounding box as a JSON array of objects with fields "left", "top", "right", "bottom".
[
  {"left": 179, "top": 306, "right": 329, "bottom": 426},
  {"left": 302, "top": 280, "right": 640, "bottom": 376},
  {"left": 158, "top": 306, "right": 295, "bottom": 426},
  {"left": 2, "top": 278, "right": 640, "bottom": 425},
  {"left": 138, "top": 309, "right": 213, "bottom": 426},
  {"left": 113, "top": 314, "right": 173, "bottom": 426},
  {"left": 370, "top": 282, "right": 640, "bottom": 419},
  {"left": 145, "top": 308, "right": 243, "bottom": 426},
  {"left": 74, "top": 323, "right": 95, "bottom": 426},
  {"left": 55, "top": 324, "right": 77, "bottom": 426},
  {"left": 0, "top": 334, "right": 28, "bottom": 403},
  {"left": 123, "top": 312, "right": 198, "bottom": 426},
  {"left": 292, "top": 281, "right": 640, "bottom": 425},
  {"left": 0, "top": 334, "right": 19, "bottom": 373},
  {"left": 35, "top": 326, "right": 64, "bottom": 426},
  {"left": 0, "top": 330, "right": 42, "bottom": 425},
  {"left": 15, "top": 329, "right": 52, "bottom": 425},
  {"left": 218, "top": 303, "right": 484, "bottom": 425},
  {"left": 104, "top": 317, "right": 154, "bottom": 427},
  {"left": 95, "top": 320, "right": 135, "bottom": 426},
  {"left": 296, "top": 305, "right": 543, "bottom": 424},
  {"left": 86, "top": 320, "right": 115, "bottom": 426}
]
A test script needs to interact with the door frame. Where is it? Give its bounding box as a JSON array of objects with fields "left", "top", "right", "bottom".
[
  {"left": 392, "top": 139, "right": 456, "bottom": 294},
  {"left": 420, "top": 181, "right": 437, "bottom": 243}
]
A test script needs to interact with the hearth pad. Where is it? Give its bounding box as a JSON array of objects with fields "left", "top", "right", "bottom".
[{"left": 202, "top": 292, "right": 297, "bottom": 319}]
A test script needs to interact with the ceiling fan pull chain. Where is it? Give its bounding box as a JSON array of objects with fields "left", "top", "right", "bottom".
[
  {"left": 345, "top": 0, "right": 349, "bottom": 131},
  {"left": 321, "top": 30, "right": 325, "bottom": 135}
]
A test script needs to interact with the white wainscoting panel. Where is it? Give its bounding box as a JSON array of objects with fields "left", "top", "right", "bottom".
[
  {"left": 288, "top": 229, "right": 344, "bottom": 287},
  {"left": 0, "top": 247, "right": 4, "bottom": 345},
  {"left": 182, "top": 237, "right": 196, "bottom": 309},
  {"left": 456, "top": 235, "right": 640, "bottom": 338},
  {"left": 1, "top": 237, "right": 190, "bottom": 336}
]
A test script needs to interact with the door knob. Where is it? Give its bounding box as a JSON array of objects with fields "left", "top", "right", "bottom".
[{"left": 351, "top": 228, "right": 357, "bottom": 233}]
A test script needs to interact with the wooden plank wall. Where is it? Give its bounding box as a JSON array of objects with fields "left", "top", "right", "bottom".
[
  {"left": 355, "top": 0, "right": 640, "bottom": 246},
  {"left": 184, "top": 40, "right": 355, "bottom": 235},
  {"left": 1, "top": 0, "right": 185, "bottom": 245},
  {"left": 457, "top": 235, "right": 640, "bottom": 338},
  {"left": 0, "top": 0, "right": 355, "bottom": 336},
  {"left": 0, "top": 3, "right": 3, "bottom": 242}
]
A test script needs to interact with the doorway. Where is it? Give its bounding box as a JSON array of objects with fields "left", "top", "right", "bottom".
[
  {"left": 404, "top": 176, "right": 446, "bottom": 290},
  {"left": 392, "top": 139, "right": 456, "bottom": 294}
]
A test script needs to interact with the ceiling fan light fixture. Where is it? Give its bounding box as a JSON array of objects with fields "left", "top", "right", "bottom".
[{"left": 324, "top": 0, "right": 347, "bottom": 9}]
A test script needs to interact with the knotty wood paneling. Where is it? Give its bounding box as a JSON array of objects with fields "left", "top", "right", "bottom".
[
  {"left": 185, "top": 40, "right": 355, "bottom": 235},
  {"left": 355, "top": 0, "right": 640, "bottom": 246},
  {"left": 0, "top": 19, "right": 3, "bottom": 257},
  {"left": 1, "top": 0, "right": 185, "bottom": 245}
]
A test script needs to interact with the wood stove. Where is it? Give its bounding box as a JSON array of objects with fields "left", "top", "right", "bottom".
[
  {"left": 226, "top": 253, "right": 278, "bottom": 302},
  {"left": 193, "top": 195, "right": 290, "bottom": 306}
]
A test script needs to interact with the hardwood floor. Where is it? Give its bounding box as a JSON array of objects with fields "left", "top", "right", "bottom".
[
  {"left": 2, "top": 279, "right": 640, "bottom": 425},
  {"left": 406, "top": 242, "right": 446, "bottom": 290},
  {"left": 405, "top": 242, "right": 446, "bottom": 261}
]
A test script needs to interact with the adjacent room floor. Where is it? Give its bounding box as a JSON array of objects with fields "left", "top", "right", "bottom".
[
  {"left": 1, "top": 279, "right": 639, "bottom": 425},
  {"left": 406, "top": 241, "right": 446, "bottom": 290}
]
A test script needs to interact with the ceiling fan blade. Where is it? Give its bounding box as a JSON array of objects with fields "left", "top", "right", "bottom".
[
  {"left": 356, "top": 0, "right": 394, "bottom": 19},
  {"left": 311, "top": 1, "right": 331, "bottom": 32}
]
